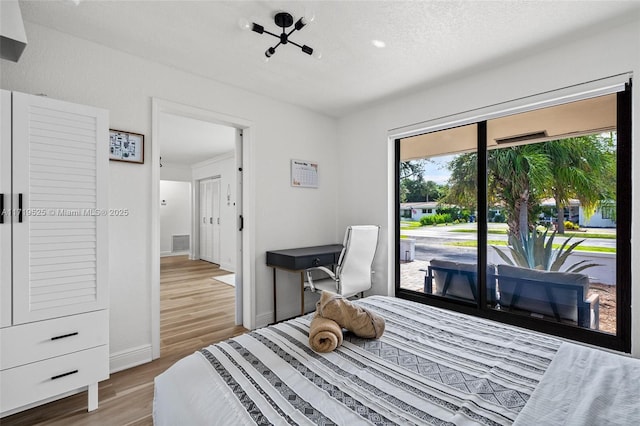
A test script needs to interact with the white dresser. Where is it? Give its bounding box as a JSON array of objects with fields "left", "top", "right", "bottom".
[{"left": 0, "top": 90, "right": 109, "bottom": 415}]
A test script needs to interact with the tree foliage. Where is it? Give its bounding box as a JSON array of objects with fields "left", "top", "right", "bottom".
[
  {"left": 400, "top": 160, "right": 448, "bottom": 202},
  {"left": 539, "top": 134, "right": 616, "bottom": 233},
  {"left": 444, "top": 134, "right": 616, "bottom": 237}
]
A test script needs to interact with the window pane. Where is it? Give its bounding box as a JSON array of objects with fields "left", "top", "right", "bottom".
[
  {"left": 486, "top": 95, "right": 617, "bottom": 335},
  {"left": 399, "top": 124, "right": 478, "bottom": 303}
]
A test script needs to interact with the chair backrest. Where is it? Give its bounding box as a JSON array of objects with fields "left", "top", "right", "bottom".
[
  {"left": 497, "top": 264, "right": 590, "bottom": 324},
  {"left": 429, "top": 259, "right": 478, "bottom": 301},
  {"left": 336, "top": 225, "right": 379, "bottom": 297}
]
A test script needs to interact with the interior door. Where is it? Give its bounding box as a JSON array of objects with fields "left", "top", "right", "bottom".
[
  {"left": 211, "top": 179, "right": 221, "bottom": 264},
  {"left": 199, "top": 179, "right": 212, "bottom": 262}
]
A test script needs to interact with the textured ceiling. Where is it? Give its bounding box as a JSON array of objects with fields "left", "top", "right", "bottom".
[{"left": 18, "top": 0, "right": 640, "bottom": 118}]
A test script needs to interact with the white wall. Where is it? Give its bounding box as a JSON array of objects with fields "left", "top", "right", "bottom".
[
  {"left": 0, "top": 22, "right": 339, "bottom": 370},
  {"left": 337, "top": 16, "right": 640, "bottom": 356},
  {"left": 160, "top": 180, "right": 191, "bottom": 256},
  {"left": 192, "top": 152, "right": 237, "bottom": 272},
  {"left": 160, "top": 163, "right": 191, "bottom": 182}
]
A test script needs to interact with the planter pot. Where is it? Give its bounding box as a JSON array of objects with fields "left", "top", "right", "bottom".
[{"left": 400, "top": 238, "right": 416, "bottom": 262}]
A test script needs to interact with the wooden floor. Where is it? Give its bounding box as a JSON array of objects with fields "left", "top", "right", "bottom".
[{"left": 2, "top": 256, "right": 247, "bottom": 425}]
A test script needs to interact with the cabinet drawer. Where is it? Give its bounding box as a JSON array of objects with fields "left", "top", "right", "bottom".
[
  {"left": 0, "top": 345, "right": 108, "bottom": 414},
  {"left": 0, "top": 310, "right": 108, "bottom": 370}
]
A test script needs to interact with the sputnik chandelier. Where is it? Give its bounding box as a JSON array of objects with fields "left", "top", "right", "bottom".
[{"left": 241, "top": 11, "right": 320, "bottom": 61}]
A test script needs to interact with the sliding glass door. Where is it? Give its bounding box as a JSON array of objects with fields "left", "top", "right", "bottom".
[{"left": 396, "top": 85, "right": 631, "bottom": 352}]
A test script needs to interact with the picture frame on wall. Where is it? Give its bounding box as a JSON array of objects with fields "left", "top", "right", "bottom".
[{"left": 109, "top": 129, "right": 144, "bottom": 163}]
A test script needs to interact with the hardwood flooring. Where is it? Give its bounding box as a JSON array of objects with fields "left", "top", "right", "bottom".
[{"left": 2, "top": 256, "right": 247, "bottom": 425}]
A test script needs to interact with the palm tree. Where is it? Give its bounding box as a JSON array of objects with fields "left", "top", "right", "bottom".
[
  {"left": 445, "top": 146, "right": 551, "bottom": 238},
  {"left": 540, "top": 134, "right": 616, "bottom": 233},
  {"left": 444, "top": 134, "right": 615, "bottom": 238},
  {"left": 488, "top": 145, "right": 551, "bottom": 238}
]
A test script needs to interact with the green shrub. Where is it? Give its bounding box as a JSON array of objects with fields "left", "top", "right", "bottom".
[
  {"left": 419, "top": 215, "right": 433, "bottom": 226},
  {"left": 419, "top": 213, "right": 452, "bottom": 226},
  {"left": 564, "top": 221, "right": 580, "bottom": 230}
]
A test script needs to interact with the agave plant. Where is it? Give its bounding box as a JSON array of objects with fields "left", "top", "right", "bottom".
[{"left": 492, "top": 228, "right": 600, "bottom": 272}]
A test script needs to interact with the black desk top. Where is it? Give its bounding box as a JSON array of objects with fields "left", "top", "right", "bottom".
[
  {"left": 266, "top": 244, "right": 343, "bottom": 271},
  {"left": 266, "top": 244, "right": 343, "bottom": 257}
]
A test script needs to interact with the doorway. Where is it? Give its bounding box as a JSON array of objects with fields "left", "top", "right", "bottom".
[{"left": 152, "top": 99, "right": 253, "bottom": 359}]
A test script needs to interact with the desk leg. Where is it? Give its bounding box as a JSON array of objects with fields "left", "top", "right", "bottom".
[
  {"left": 272, "top": 267, "right": 277, "bottom": 324},
  {"left": 300, "top": 271, "right": 305, "bottom": 317}
]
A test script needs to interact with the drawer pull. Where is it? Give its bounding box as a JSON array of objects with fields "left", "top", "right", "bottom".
[
  {"left": 51, "top": 332, "right": 79, "bottom": 341},
  {"left": 51, "top": 370, "right": 78, "bottom": 380}
]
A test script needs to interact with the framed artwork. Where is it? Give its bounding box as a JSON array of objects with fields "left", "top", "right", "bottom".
[{"left": 109, "top": 129, "right": 144, "bottom": 163}]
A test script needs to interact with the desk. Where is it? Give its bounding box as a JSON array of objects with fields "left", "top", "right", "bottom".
[{"left": 266, "top": 244, "right": 343, "bottom": 324}]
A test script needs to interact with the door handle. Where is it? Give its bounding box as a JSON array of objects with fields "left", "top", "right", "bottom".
[
  {"left": 18, "top": 193, "right": 23, "bottom": 223},
  {"left": 209, "top": 217, "right": 213, "bottom": 224},
  {"left": 0, "top": 193, "right": 4, "bottom": 224}
]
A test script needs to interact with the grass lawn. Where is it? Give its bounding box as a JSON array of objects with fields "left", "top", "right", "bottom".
[
  {"left": 450, "top": 228, "right": 616, "bottom": 239},
  {"left": 400, "top": 221, "right": 422, "bottom": 230},
  {"left": 447, "top": 239, "right": 615, "bottom": 253}
]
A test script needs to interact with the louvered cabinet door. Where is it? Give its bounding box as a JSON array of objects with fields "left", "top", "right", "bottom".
[{"left": 11, "top": 93, "right": 108, "bottom": 325}]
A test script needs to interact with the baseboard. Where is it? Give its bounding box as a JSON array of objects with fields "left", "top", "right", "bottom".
[
  {"left": 256, "top": 296, "right": 318, "bottom": 329},
  {"left": 109, "top": 344, "right": 153, "bottom": 373},
  {"left": 160, "top": 251, "right": 190, "bottom": 257},
  {"left": 219, "top": 261, "right": 235, "bottom": 273}
]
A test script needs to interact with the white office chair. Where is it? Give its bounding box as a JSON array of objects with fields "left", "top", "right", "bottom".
[{"left": 306, "top": 225, "right": 380, "bottom": 298}]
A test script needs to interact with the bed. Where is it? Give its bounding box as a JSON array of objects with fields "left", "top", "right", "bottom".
[{"left": 153, "top": 296, "right": 640, "bottom": 425}]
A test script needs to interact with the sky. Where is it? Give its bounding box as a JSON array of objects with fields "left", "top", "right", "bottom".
[{"left": 423, "top": 154, "right": 455, "bottom": 184}]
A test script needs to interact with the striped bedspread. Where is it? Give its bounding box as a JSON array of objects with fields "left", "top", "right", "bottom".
[{"left": 153, "top": 296, "right": 562, "bottom": 425}]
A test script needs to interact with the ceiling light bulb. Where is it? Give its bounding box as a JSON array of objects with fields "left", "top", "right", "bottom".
[
  {"left": 312, "top": 50, "right": 323, "bottom": 60},
  {"left": 372, "top": 40, "right": 386, "bottom": 48},
  {"left": 237, "top": 18, "right": 251, "bottom": 31},
  {"left": 304, "top": 10, "right": 316, "bottom": 23}
]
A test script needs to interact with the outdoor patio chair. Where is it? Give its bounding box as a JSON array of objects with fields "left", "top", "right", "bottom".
[
  {"left": 496, "top": 264, "right": 599, "bottom": 329},
  {"left": 425, "top": 259, "right": 497, "bottom": 304},
  {"left": 305, "top": 225, "right": 379, "bottom": 298}
]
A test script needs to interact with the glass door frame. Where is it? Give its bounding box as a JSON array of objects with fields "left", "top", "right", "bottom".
[{"left": 394, "top": 82, "right": 632, "bottom": 353}]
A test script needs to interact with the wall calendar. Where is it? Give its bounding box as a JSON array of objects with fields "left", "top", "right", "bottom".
[{"left": 291, "top": 159, "right": 318, "bottom": 188}]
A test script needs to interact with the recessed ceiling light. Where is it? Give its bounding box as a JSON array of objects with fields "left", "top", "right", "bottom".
[{"left": 371, "top": 40, "right": 386, "bottom": 48}]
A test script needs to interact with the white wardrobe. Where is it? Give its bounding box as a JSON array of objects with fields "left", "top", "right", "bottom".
[{"left": 0, "top": 90, "right": 109, "bottom": 415}]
